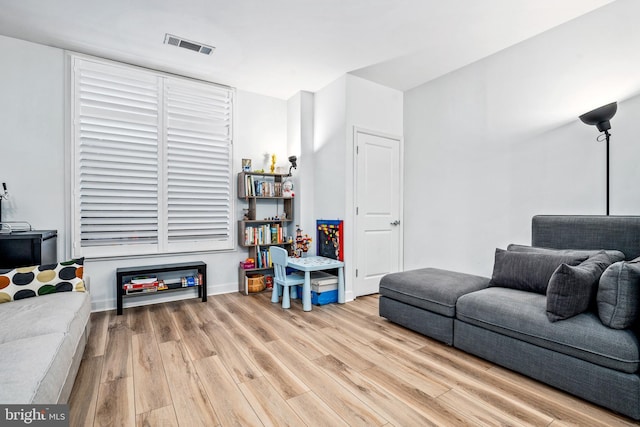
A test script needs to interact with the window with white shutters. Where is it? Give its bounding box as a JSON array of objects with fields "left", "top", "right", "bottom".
[{"left": 70, "top": 55, "right": 233, "bottom": 257}]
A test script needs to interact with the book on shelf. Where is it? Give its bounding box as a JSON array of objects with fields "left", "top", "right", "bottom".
[
  {"left": 245, "top": 174, "right": 255, "bottom": 197},
  {"left": 124, "top": 280, "right": 159, "bottom": 294},
  {"left": 244, "top": 223, "right": 284, "bottom": 246},
  {"left": 131, "top": 276, "right": 157, "bottom": 284},
  {"left": 255, "top": 246, "right": 273, "bottom": 269}
]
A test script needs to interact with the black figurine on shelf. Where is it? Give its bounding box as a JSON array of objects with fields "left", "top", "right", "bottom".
[
  {"left": 0, "top": 183, "right": 8, "bottom": 224},
  {"left": 288, "top": 155, "right": 297, "bottom": 176}
]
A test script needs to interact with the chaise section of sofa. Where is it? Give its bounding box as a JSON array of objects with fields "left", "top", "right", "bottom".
[
  {"left": 380, "top": 268, "right": 489, "bottom": 345},
  {"left": 0, "top": 292, "right": 91, "bottom": 404}
]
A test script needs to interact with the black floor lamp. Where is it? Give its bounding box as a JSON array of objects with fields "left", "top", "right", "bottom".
[{"left": 579, "top": 102, "right": 617, "bottom": 216}]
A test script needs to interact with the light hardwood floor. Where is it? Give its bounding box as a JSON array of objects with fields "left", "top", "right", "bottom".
[{"left": 69, "top": 292, "right": 640, "bottom": 427}]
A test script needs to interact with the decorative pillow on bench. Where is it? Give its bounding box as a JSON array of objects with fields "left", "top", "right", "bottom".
[
  {"left": 0, "top": 258, "right": 85, "bottom": 303},
  {"left": 490, "top": 248, "right": 588, "bottom": 294},
  {"left": 546, "top": 251, "right": 612, "bottom": 322}
]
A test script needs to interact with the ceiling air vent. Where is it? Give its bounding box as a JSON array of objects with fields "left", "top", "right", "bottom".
[{"left": 164, "top": 33, "right": 215, "bottom": 56}]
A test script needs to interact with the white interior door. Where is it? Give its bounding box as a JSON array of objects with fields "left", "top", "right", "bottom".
[{"left": 354, "top": 129, "right": 402, "bottom": 296}]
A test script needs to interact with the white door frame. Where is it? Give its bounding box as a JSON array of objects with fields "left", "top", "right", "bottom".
[{"left": 352, "top": 126, "right": 404, "bottom": 296}]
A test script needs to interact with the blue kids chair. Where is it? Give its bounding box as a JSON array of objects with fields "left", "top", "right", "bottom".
[{"left": 270, "top": 246, "right": 305, "bottom": 309}]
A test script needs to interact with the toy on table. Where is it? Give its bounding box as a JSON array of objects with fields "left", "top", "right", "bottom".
[{"left": 294, "top": 225, "right": 312, "bottom": 258}]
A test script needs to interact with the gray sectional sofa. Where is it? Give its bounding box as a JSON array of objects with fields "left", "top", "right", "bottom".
[{"left": 380, "top": 215, "right": 640, "bottom": 419}]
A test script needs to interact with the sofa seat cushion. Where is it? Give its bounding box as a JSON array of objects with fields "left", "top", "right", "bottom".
[
  {"left": 0, "top": 292, "right": 90, "bottom": 403},
  {"left": 0, "top": 332, "right": 78, "bottom": 404},
  {"left": 380, "top": 268, "right": 490, "bottom": 317},
  {"left": 0, "top": 292, "right": 90, "bottom": 345},
  {"left": 456, "top": 287, "right": 640, "bottom": 373}
]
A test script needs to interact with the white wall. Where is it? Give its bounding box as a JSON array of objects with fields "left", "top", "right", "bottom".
[
  {"left": 0, "top": 35, "right": 289, "bottom": 311},
  {"left": 287, "top": 91, "right": 315, "bottom": 242},
  {"left": 313, "top": 74, "right": 403, "bottom": 299},
  {"left": 0, "top": 35, "right": 66, "bottom": 252},
  {"left": 403, "top": 0, "right": 640, "bottom": 277}
]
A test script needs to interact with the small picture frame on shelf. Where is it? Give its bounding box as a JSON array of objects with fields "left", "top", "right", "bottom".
[{"left": 242, "top": 158, "right": 252, "bottom": 172}]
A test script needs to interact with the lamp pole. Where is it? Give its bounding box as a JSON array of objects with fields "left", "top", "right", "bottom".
[{"left": 605, "top": 130, "right": 610, "bottom": 216}]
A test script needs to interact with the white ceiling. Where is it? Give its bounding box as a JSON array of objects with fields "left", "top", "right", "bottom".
[{"left": 0, "top": 0, "right": 615, "bottom": 99}]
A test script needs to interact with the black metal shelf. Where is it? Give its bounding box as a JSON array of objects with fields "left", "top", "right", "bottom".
[{"left": 116, "top": 261, "right": 207, "bottom": 315}]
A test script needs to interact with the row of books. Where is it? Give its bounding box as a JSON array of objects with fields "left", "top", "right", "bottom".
[
  {"left": 244, "top": 224, "right": 285, "bottom": 246},
  {"left": 123, "top": 275, "right": 203, "bottom": 294},
  {"left": 255, "top": 247, "right": 272, "bottom": 269},
  {"left": 244, "top": 175, "right": 283, "bottom": 197}
]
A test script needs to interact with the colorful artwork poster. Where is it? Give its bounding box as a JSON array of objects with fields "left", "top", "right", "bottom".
[{"left": 316, "top": 220, "right": 343, "bottom": 261}]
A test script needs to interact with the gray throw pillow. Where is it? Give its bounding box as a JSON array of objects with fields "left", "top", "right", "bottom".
[
  {"left": 507, "top": 244, "right": 625, "bottom": 263},
  {"left": 546, "top": 251, "right": 612, "bottom": 322},
  {"left": 490, "top": 249, "right": 588, "bottom": 294},
  {"left": 597, "top": 258, "right": 640, "bottom": 329}
]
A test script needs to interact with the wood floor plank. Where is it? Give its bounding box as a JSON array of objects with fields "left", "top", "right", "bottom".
[
  {"left": 94, "top": 377, "right": 136, "bottom": 427},
  {"left": 193, "top": 355, "right": 263, "bottom": 427},
  {"left": 131, "top": 332, "right": 173, "bottom": 414},
  {"left": 210, "top": 298, "right": 309, "bottom": 400},
  {"left": 217, "top": 294, "right": 281, "bottom": 343},
  {"left": 438, "top": 388, "right": 532, "bottom": 427},
  {"left": 228, "top": 325, "right": 310, "bottom": 400},
  {"left": 100, "top": 313, "right": 132, "bottom": 383},
  {"left": 324, "top": 301, "right": 426, "bottom": 351},
  {"left": 267, "top": 338, "right": 388, "bottom": 426},
  {"left": 238, "top": 376, "right": 306, "bottom": 427},
  {"left": 286, "top": 391, "right": 350, "bottom": 427},
  {"left": 360, "top": 364, "right": 476, "bottom": 427},
  {"left": 310, "top": 326, "right": 377, "bottom": 372},
  {"left": 314, "top": 353, "right": 442, "bottom": 427},
  {"left": 242, "top": 293, "right": 329, "bottom": 360},
  {"left": 148, "top": 303, "right": 181, "bottom": 343},
  {"left": 158, "top": 340, "right": 220, "bottom": 427},
  {"left": 135, "top": 406, "right": 178, "bottom": 427},
  {"left": 247, "top": 292, "right": 331, "bottom": 333},
  {"left": 68, "top": 356, "right": 103, "bottom": 427},
  {"left": 188, "top": 301, "right": 262, "bottom": 384},
  {"left": 128, "top": 306, "right": 154, "bottom": 335},
  {"left": 84, "top": 311, "right": 109, "bottom": 358},
  {"left": 169, "top": 301, "right": 216, "bottom": 360}
]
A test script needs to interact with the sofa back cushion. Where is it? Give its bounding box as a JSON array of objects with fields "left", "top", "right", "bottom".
[
  {"left": 531, "top": 215, "right": 640, "bottom": 260},
  {"left": 490, "top": 249, "right": 587, "bottom": 294},
  {"left": 597, "top": 258, "right": 640, "bottom": 329},
  {"left": 546, "top": 251, "right": 612, "bottom": 322},
  {"left": 507, "top": 244, "right": 625, "bottom": 263}
]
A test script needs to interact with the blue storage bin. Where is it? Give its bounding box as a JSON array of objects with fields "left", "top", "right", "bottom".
[
  {"left": 311, "top": 289, "right": 338, "bottom": 305},
  {"left": 294, "top": 286, "right": 338, "bottom": 305}
]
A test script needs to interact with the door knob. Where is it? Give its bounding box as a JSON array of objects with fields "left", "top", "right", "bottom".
[{"left": 390, "top": 220, "right": 400, "bottom": 226}]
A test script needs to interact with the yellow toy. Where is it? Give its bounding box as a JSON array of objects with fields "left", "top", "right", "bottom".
[{"left": 270, "top": 154, "right": 276, "bottom": 173}]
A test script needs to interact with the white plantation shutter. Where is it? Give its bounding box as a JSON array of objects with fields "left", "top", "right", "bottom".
[
  {"left": 71, "top": 56, "right": 233, "bottom": 257},
  {"left": 165, "top": 79, "right": 232, "bottom": 250}
]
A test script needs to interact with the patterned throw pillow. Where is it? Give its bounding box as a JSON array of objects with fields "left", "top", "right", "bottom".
[{"left": 0, "top": 258, "right": 85, "bottom": 304}]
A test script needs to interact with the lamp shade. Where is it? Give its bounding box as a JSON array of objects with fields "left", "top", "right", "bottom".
[{"left": 579, "top": 102, "right": 617, "bottom": 132}]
